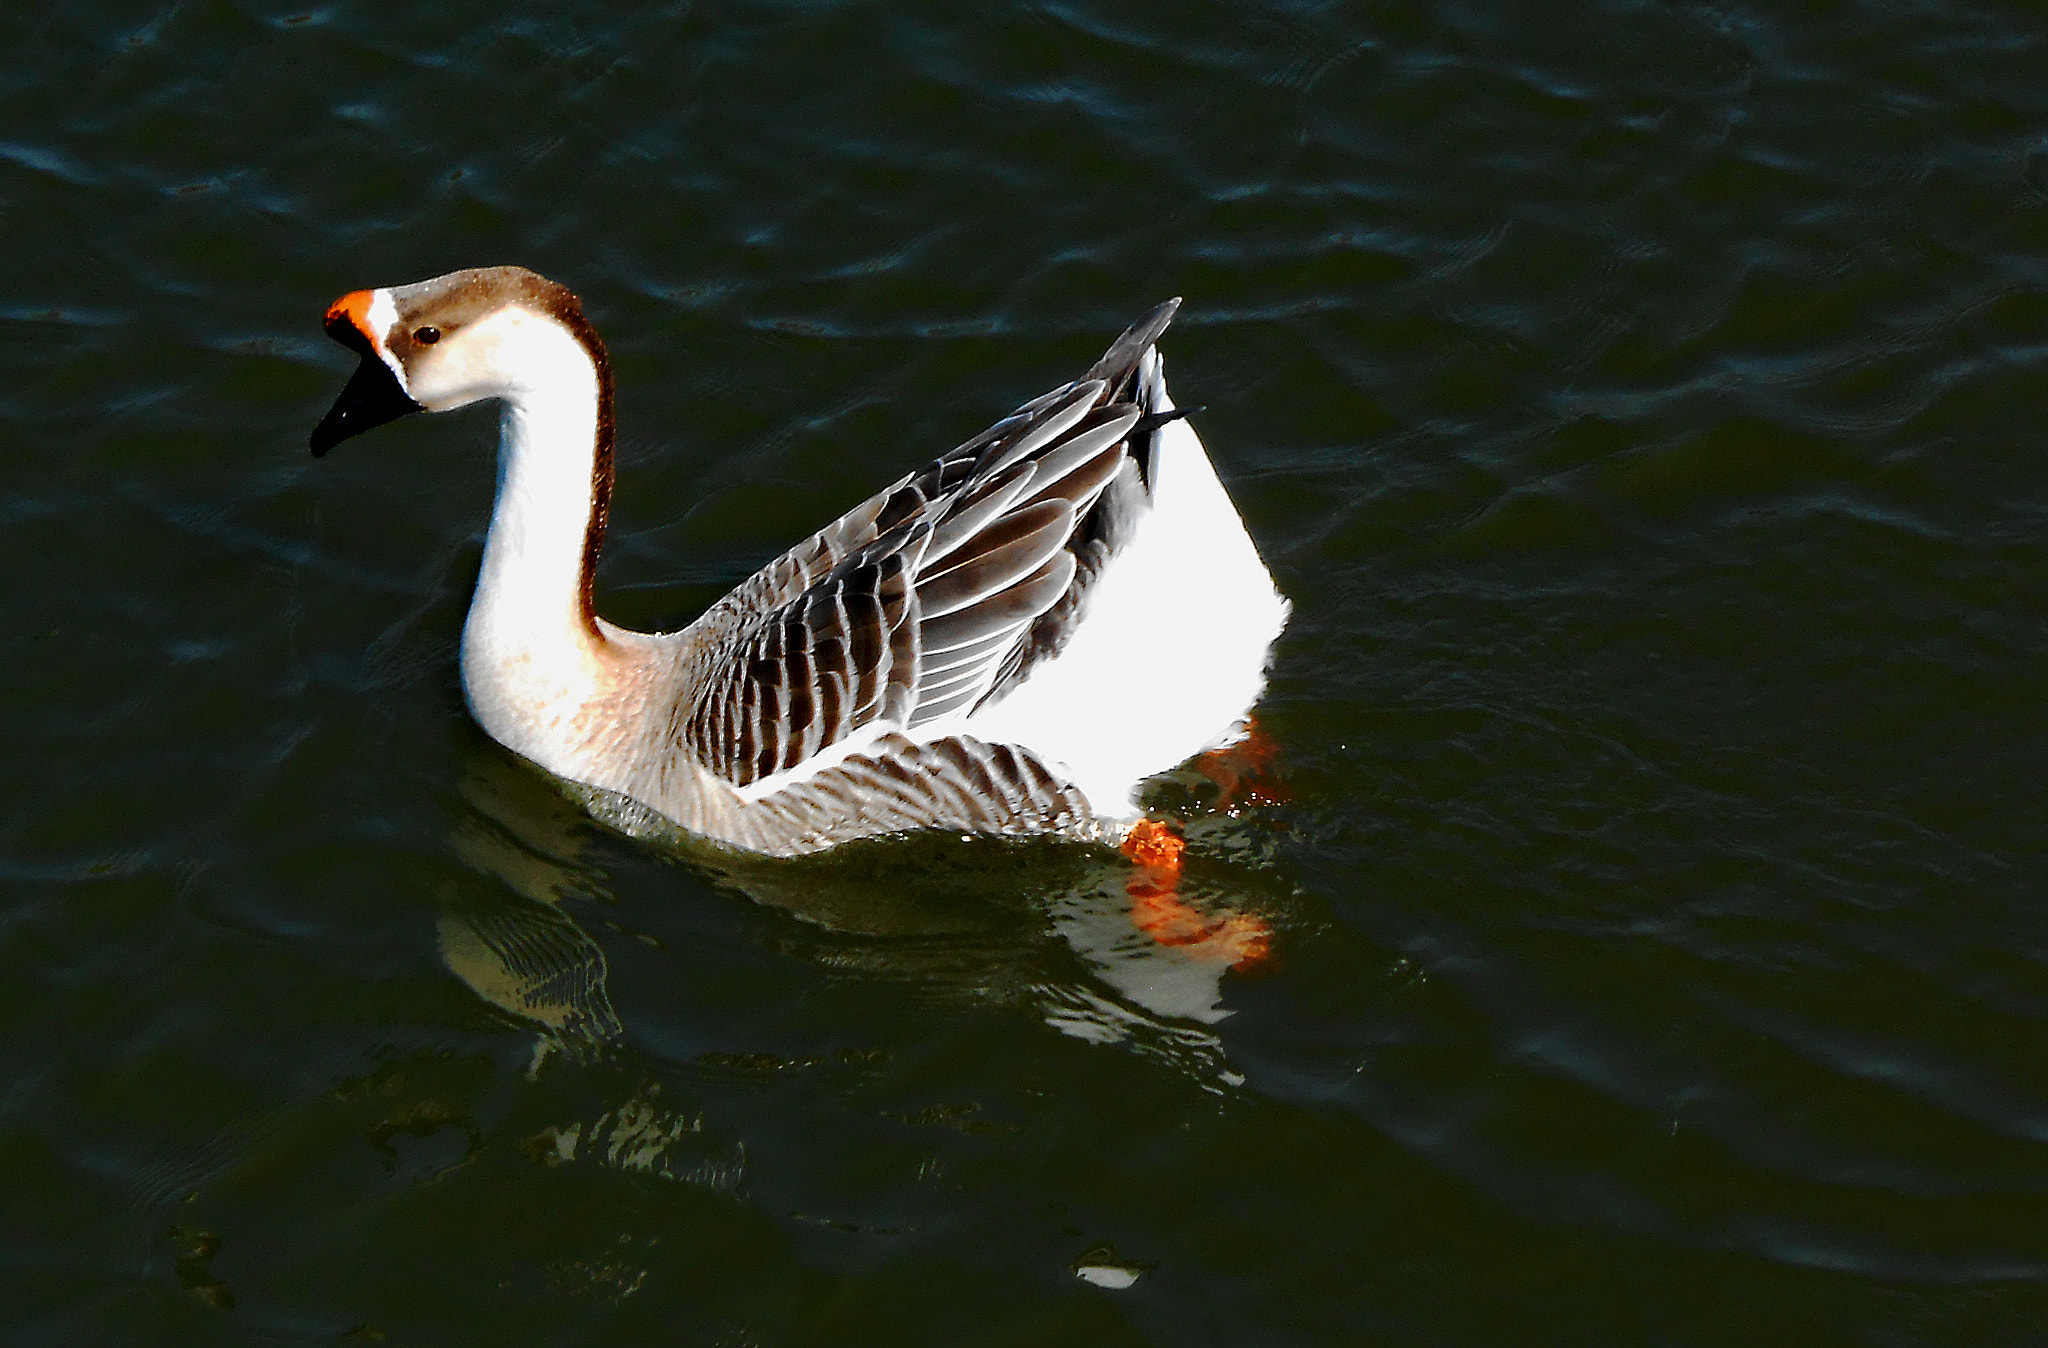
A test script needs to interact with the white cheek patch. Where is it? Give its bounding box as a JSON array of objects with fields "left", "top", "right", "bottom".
[{"left": 366, "top": 289, "right": 410, "bottom": 393}]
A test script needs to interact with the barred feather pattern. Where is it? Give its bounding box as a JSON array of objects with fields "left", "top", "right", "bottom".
[
  {"left": 673, "top": 301, "right": 1185, "bottom": 827},
  {"left": 719, "top": 734, "right": 1098, "bottom": 856},
  {"left": 444, "top": 901, "right": 622, "bottom": 1044}
]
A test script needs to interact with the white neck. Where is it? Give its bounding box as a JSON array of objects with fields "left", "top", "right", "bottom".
[{"left": 459, "top": 316, "right": 614, "bottom": 775}]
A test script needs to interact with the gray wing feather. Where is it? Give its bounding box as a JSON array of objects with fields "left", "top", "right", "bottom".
[
  {"left": 729, "top": 735, "right": 1094, "bottom": 854},
  {"left": 917, "top": 500, "right": 1074, "bottom": 618},
  {"left": 1016, "top": 408, "right": 1140, "bottom": 501},
  {"left": 977, "top": 381, "right": 1104, "bottom": 477},
  {"left": 678, "top": 304, "right": 1181, "bottom": 791},
  {"left": 924, "top": 463, "right": 1035, "bottom": 564},
  {"left": 1083, "top": 298, "right": 1180, "bottom": 389}
]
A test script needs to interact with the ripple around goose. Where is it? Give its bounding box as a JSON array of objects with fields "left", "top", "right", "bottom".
[{"left": 311, "top": 266, "right": 1289, "bottom": 857}]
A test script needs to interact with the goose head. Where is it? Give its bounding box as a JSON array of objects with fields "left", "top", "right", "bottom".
[{"left": 310, "top": 265, "right": 605, "bottom": 456}]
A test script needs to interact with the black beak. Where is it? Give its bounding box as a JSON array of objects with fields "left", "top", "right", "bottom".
[{"left": 310, "top": 355, "right": 422, "bottom": 457}]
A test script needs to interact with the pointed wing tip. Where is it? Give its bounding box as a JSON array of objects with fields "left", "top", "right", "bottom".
[
  {"left": 1132, "top": 297, "right": 1181, "bottom": 342},
  {"left": 1142, "top": 297, "right": 1182, "bottom": 328},
  {"left": 1082, "top": 300, "right": 1184, "bottom": 385}
]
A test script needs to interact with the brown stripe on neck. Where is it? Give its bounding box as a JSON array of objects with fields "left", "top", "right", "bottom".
[{"left": 532, "top": 283, "right": 617, "bottom": 640}]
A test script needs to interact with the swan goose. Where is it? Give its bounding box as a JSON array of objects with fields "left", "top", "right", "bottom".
[{"left": 311, "top": 267, "right": 1288, "bottom": 857}]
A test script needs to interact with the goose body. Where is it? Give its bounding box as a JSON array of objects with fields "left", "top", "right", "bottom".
[{"left": 313, "top": 267, "right": 1289, "bottom": 857}]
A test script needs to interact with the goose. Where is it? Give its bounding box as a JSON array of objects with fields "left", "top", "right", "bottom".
[{"left": 311, "top": 267, "right": 1289, "bottom": 861}]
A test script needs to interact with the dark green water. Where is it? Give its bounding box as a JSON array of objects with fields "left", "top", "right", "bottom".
[{"left": 7, "top": 0, "right": 2048, "bottom": 1342}]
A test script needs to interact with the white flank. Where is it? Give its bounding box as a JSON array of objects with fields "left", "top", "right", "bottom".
[{"left": 949, "top": 353, "right": 1289, "bottom": 820}]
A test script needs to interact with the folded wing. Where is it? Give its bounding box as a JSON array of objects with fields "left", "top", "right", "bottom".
[{"left": 679, "top": 302, "right": 1181, "bottom": 791}]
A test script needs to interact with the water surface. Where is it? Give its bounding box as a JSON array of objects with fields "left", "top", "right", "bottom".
[{"left": 5, "top": 0, "right": 2048, "bottom": 1342}]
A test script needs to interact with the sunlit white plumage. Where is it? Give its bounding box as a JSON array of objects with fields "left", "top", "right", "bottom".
[{"left": 311, "top": 266, "right": 1288, "bottom": 856}]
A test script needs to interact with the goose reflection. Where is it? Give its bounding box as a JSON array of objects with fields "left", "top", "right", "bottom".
[
  {"left": 437, "top": 732, "right": 1296, "bottom": 1074},
  {"left": 437, "top": 745, "right": 624, "bottom": 1067}
]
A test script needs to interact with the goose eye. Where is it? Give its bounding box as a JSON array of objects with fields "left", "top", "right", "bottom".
[{"left": 413, "top": 326, "right": 441, "bottom": 345}]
